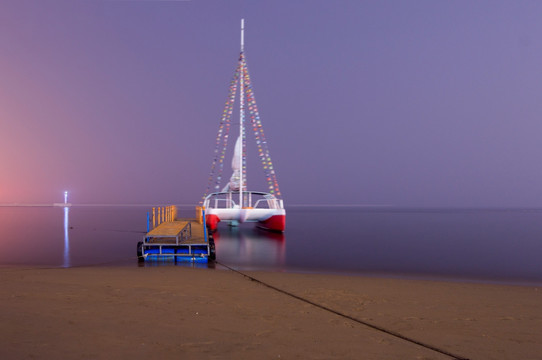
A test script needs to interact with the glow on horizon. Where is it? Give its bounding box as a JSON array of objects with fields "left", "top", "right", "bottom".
[{"left": 2, "top": 2, "right": 542, "bottom": 207}]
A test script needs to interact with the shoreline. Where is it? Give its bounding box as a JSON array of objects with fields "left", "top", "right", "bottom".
[
  {"left": 3, "top": 260, "right": 542, "bottom": 288},
  {"left": 1, "top": 265, "right": 541, "bottom": 359},
  {"left": 2, "top": 260, "right": 542, "bottom": 288}
]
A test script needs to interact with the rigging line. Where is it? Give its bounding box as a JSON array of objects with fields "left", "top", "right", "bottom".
[
  {"left": 215, "top": 260, "right": 470, "bottom": 360},
  {"left": 241, "top": 60, "right": 281, "bottom": 196},
  {"left": 201, "top": 61, "right": 241, "bottom": 200}
]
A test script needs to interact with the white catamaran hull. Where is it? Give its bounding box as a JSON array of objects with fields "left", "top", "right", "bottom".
[{"left": 203, "top": 191, "right": 285, "bottom": 232}]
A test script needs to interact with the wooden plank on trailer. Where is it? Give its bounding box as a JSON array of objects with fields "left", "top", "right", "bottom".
[
  {"left": 145, "top": 219, "right": 207, "bottom": 244},
  {"left": 146, "top": 220, "right": 189, "bottom": 237},
  {"left": 187, "top": 222, "right": 206, "bottom": 243}
]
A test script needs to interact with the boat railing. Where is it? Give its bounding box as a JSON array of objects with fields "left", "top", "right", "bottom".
[
  {"left": 204, "top": 197, "right": 238, "bottom": 209},
  {"left": 253, "top": 198, "right": 282, "bottom": 209},
  {"left": 204, "top": 191, "right": 283, "bottom": 210}
]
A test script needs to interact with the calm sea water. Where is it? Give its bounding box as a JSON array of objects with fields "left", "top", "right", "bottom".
[{"left": 1, "top": 205, "right": 541, "bottom": 285}]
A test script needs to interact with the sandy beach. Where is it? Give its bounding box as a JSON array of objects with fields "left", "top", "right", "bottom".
[{"left": 1, "top": 265, "right": 540, "bottom": 360}]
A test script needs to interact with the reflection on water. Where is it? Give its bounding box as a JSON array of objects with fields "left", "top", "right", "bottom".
[
  {"left": 0, "top": 207, "right": 64, "bottom": 266},
  {"left": 3, "top": 206, "right": 542, "bottom": 285},
  {"left": 213, "top": 225, "right": 286, "bottom": 270},
  {"left": 0, "top": 206, "right": 147, "bottom": 267},
  {"left": 63, "top": 207, "right": 70, "bottom": 267},
  {"left": 137, "top": 225, "right": 285, "bottom": 270}
]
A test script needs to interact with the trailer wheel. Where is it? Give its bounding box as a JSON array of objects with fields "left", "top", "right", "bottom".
[{"left": 209, "top": 243, "right": 216, "bottom": 260}]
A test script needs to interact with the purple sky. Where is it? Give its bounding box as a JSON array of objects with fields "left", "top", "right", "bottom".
[{"left": 1, "top": 0, "right": 542, "bottom": 206}]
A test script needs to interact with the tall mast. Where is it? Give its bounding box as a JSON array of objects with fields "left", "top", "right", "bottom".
[
  {"left": 239, "top": 18, "right": 245, "bottom": 207},
  {"left": 241, "top": 18, "right": 245, "bottom": 52}
]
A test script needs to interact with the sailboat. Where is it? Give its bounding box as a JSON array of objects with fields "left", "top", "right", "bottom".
[{"left": 201, "top": 19, "right": 286, "bottom": 232}]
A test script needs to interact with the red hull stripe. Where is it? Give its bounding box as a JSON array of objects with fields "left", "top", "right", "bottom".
[
  {"left": 205, "top": 214, "right": 220, "bottom": 231},
  {"left": 258, "top": 215, "right": 286, "bottom": 232}
]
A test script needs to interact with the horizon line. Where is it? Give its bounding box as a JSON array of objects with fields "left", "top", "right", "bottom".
[{"left": 3, "top": 203, "right": 542, "bottom": 210}]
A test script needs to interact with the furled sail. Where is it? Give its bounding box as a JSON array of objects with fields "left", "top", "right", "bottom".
[{"left": 222, "top": 135, "right": 241, "bottom": 192}]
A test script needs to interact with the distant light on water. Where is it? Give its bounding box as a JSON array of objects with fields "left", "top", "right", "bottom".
[
  {"left": 64, "top": 191, "right": 68, "bottom": 204},
  {"left": 63, "top": 206, "right": 70, "bottom": 268}
]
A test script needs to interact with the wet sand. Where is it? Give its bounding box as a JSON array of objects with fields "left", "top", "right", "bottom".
[{"left": 1, "top": 266, "right": 540, "bottom": 359}]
